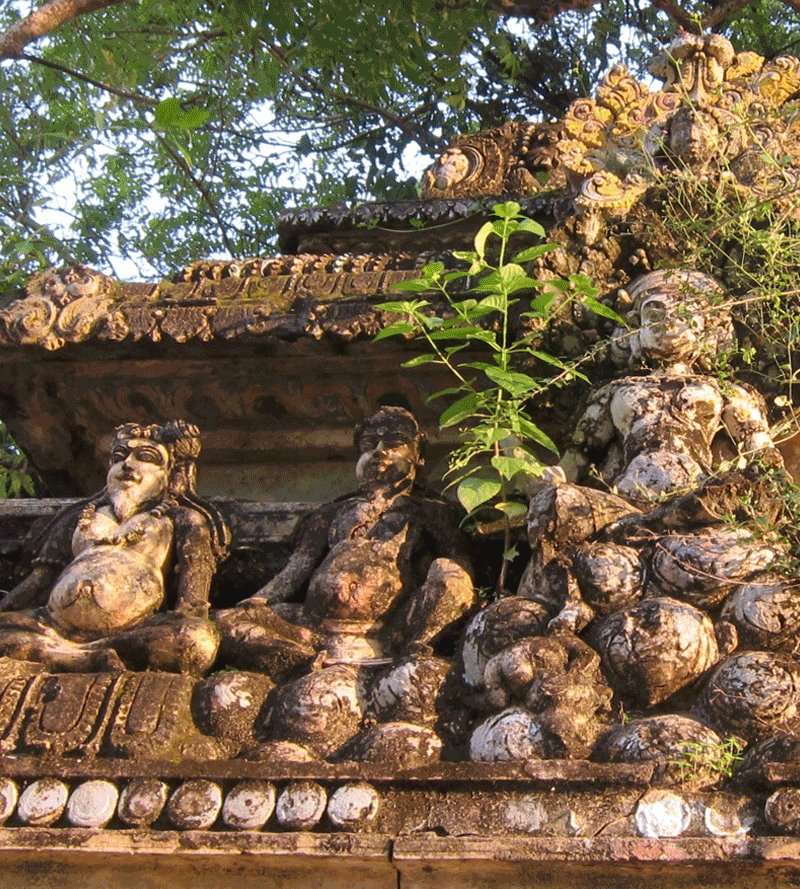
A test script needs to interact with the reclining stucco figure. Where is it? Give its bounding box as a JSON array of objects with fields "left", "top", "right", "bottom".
[
  {"left": 215, "top": 406, "right": 476, "bottom": 678},
  {"left": 0, "top": 420, "right": 229, "bottom": 675}
]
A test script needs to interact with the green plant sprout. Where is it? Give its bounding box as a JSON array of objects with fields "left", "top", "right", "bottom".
[
  {"left": 671, "top": 736, "right": 745, "bottom": 784},
  {"left": 0, "top": 421, "right": 36, "bottom": 499},
  {"left": 375, "top": 200, "right": 622, "bottom": 594}
]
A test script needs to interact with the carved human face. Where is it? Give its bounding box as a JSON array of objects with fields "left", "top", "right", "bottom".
[
  {"left": 355, "top": 427, "right": 420, "bottom": 490},
  {"left": 106, "top": 437, "right": 171, "bottom": 513},
  {"left": 431, "top": 149, "right": 472, "bottom": 190},
  {"left": 636, "top": 293, "right": 706, "bottom": 366}
]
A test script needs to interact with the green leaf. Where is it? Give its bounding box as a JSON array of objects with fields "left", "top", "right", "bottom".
[
  {"left": 512, "top": 243, "right": 558, "bottom": 263},
  {"left": 530, "top": 292, "right": 556, "bottom": 314},
  {"left": 428, "top": 386, "right": 463, "bottom": 401},
  {"left": 423, "top": 261, "right": 445, "bottom": 277},
  {"left": 517, "top": 416, "right": 559, "bottom": 453},
  {"left": 451, "top": 250, "right": 478, "bottom": 263},
  {"left": 483, "top": 427, "right": 514, "bottom": 445},
  {"left": 493, "top": 201, "right": 521, "bottom": 219},
  {"left": 373, "top": 321, "right": 415, "bottom": 341},
  {"left": 428, "top": 327, "right": 493, "bottom": 341},
  {"left": 515, "top": 218, "right": 546, "bottom": 237},
  {"left": 402, "top": 354, "right": 438, "bottom": 367},
  {"left": 154, "top": 97, "right": 182, "bottom": 127},
  {"left": 569, "top": 273, "right": 597, "bottom": 295},
  {"left": 582, "top": 295, "right": 627, "bottom": 325},
  {"left": 529, "top": 351, "right": 589, "bottom": 382},
  {"left": 484, "top": 367, "right": 538, "bottom": 396},
  {"left": 391, "top": 279, "right": 433, "bottom": 292},
  {"left": 473, "top": 222, "right": 494, "bottom": 260},
  {"left": 457, "top": 476, "right": 502, "bottom": 513},
  {"left": 440, "top": 392, "right": 480, "bottom": 427},
  {"left": 496, "top": 501, "right": 527, "bottom": 518},
  {"left": 491, "top": 455, "right": 538, "bottom": 478},
  {"left": 476, "top": 293, "right": 507, "bottom": 311},
  {"left": 377, "top": 300, "right": 428, "bottom": 312},
  {"left": 176, "top": 107, "right": 210, "bottom": 129}
]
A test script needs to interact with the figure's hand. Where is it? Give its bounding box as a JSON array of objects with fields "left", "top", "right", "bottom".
[
  {"left": 250, "top": 577, "right": 294, "bottom": 605},
  {"left": 0, "top": 590, "right": 24, "bottom": 612},
  {"left": 175, "top": 600, "right": 210, "bottom": 619}
]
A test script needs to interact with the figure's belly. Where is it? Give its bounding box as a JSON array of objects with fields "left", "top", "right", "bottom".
[
  {"left": 47, "top": 549, "right": 164, "bottom": 640},
  {"left": 304, "top": 539, "right": 404, "bottom": 623}
]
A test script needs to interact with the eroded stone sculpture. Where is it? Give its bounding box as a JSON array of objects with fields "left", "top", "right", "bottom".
[
  {"left": 0, "top": 421, "right": 229, "bottom": 674},
  {"left": 215, "top": 406, "right": 476, "bottom": 760},
  {"left": 460, "top": 267, "right": 797, "bottom": 766}
]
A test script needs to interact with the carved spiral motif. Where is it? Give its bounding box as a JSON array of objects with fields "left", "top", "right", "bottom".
[{"left": 0, "top": 296, "right": 58, "bottom": 347}]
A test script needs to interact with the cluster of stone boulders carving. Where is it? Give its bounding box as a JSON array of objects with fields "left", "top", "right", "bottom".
[{"left": 460, "top": 268, "right": 800, "bottom": 783}]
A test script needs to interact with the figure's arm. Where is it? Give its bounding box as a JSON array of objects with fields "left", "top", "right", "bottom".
[
  {"left": 0, "top": 502, "right": 82, "bottom": 611},
  {"left": 559, "top": 383, "right": 616, "bottom": 483},
  {"left": 0, "top": 563, "right": 59, "bottom": 611},
  {"left": 721, "top": 383, "right": 781, "bottom": 465},
  {"left": 249, "top": 505, "right": 334, "bottom": 604},
  {"left": 172, "top": 510, "right": 217, "bottom": 618}
]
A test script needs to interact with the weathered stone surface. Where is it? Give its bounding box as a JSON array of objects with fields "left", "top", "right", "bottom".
[
  {"left": 327, "top": 783, "right": 380, "bottom": 832},
  {"left": 470, "top": 708, "right": 548, "bottom": 762},
  {"left": 66, "top": 779, "right": 118, "bottom": 828},
  {"left": 592, "top": 598, "right": 723, "bottom": 706},
  {"left": 0, "top": 778, "right": 17, "bottom": 825},
  {"left": 222, "top": 780, "right": 276, "bottom": 831},
  {"left": 17, "top": 778, "right": 68, "bottom": 826},
  {"left": 166, "top": 779, "right": 223, "bottom": 830},
  {"left": 594, "top": 716, "right": 726, "bottom": 791},
  {"left": 106, "top": 673, "right": 207, "bottom": 759},
  {"left": 634, "top": 790, "right": 693, "bottom": 838},
  {"left": 192, "top": 672, "right": 274, "bottom": 756},
  {"left": 275, "top": 781, "right": 327, "bottom": 830},
  {"left": 765, "top": 788, "right": 800, "bottom": 835},
  {"left": 342, "top": 722, "right": 443, "bottom": 768},
  {"left": 696, "top": 651, "right": 800, "bottom": 742},
  {"left": 116, "top": 778, "right": 169, "bottom": 826},
  {"left": 23, "top": 673, "right": 123, "bottom": 756}
]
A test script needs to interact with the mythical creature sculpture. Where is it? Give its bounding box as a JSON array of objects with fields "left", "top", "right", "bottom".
[
  {"left": 0, "top": 421, "right": 229, "bottom": 674},
  {"left": 519, "top": 268, "right": 781, "bottom": 633}
]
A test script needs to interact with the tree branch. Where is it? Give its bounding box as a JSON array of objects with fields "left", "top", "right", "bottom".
[
  {"left": 20, "top": 52, "right": 159, "bottom": 107},
  {"left": 702, "top": 0, "right": 761, "bottom": 30},
  {"left": 153, "top": 133, "right": 237, "bottom": 256},
  {"left": 0, "top": 0, "right": 126, "bottom": 61},
  {"left": 265, "top": 42, "right": 447, "bottom": 155},
  {"left": 649, "top": 0, "right": 700, "bottom": 32}
]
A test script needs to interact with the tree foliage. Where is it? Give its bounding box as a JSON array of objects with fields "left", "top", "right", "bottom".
[{"left": 0, "top": 0, "right": 799, "bottom": 285}]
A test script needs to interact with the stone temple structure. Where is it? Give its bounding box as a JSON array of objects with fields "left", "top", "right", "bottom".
[{"left": 3, "top": 28, "right": 800, "bottom": 889}]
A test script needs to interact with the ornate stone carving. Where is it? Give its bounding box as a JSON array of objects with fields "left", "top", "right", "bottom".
[
  {"left": 421, "top": 32, "right": 800, "bottom": 245},
  {"left": 214, "top": 406, "right": 476, "bottom": 760},
  {"left": 0, "top": 421, "right": 229, "bottom": 674}
]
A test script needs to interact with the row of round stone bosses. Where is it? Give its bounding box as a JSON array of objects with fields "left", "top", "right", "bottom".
[{"left": 0, "top": 777, "right": 379, "bottom": 831}]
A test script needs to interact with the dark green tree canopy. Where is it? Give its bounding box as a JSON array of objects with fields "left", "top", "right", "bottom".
[{"left": 1, "top": 0, "right": 799, "bottom": 283}]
